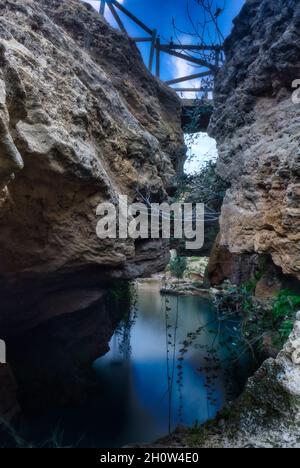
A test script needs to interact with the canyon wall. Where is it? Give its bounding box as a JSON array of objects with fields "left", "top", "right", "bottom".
[
  {"left": 0, "top": 0, "right": 185, "bottom": 337},
  {"left": 209, "top": 0, "right": 300, "bottom": 286},
  {"left": 195, "top": 0, "right": 300, "bottom": 448},
  {"left": 0, "top": 0, "right": 185, "bottom": 420},
  {"left": 0, "top": 0, "right": 184, "bottom": 283}
]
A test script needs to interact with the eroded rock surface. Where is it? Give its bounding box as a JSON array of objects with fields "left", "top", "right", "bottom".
[
  {"left": 209, "top": 0, "right": 300, "bottom": 282},
  {"left": 0, "top": 0, "right": 185, "bottom": 422},
  {"left": 0, "top": 0, "right": 184, "bottom": 281}
]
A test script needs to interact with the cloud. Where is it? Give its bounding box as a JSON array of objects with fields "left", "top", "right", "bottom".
[
  {"left": 170, "top": 55, "right": 204, "bottom": 99},
  {"left": 167, "top": 34, "right": 212, "bottom": 99},
  {"left": 184, "top": 133, "right": 218, "bottom": 175},
  {"left": 172, "top": 56, "right": 192, "bottom": 81},
  {"left": 84, "top": 0, "right": 124, "bottom": 13}
]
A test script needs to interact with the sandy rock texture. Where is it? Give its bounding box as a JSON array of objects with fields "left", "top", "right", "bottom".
[
  {"left": 0, "top": 0, "right": 184, "bottom": 281},
  {"left": 209, "top": 0, "right": 300, "bottom": 282}
]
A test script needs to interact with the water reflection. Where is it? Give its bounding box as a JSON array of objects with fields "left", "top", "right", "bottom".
[
  {"left": 93, "top": 281, "right": 254, "bottom": 445},
  {"left": 1, "top": 281, "right": 254, "bottom": 447}
]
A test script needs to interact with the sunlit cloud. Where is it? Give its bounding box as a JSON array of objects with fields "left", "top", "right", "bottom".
[
  {"left": 170, "top": 55, "right": 202, "bottom": 100},
  {"left": 167, "top": 35, "right": 205, "bottom": 99},
  {"left": 83, "top": 0, "right": 124, "bottom": 13}
]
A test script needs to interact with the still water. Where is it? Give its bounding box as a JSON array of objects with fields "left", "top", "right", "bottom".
[
  {"left": 3, "top": 281, "right": 253, "bottom": 448},
  {"left": 92, "top": 281, "right": 252, "bottom": 447}
]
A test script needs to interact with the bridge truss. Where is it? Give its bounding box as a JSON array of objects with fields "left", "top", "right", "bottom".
[{"left": 98, "top": 0, "right": 223, "bottom": 98}]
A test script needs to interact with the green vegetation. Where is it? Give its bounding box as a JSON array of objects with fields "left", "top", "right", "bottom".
[
  {"left": 109, "top": 281, "right": 136, "bottom": 320},
  {"left": 172, "top": 159, "right": 227, "bottom": 256},
  {"left": 186, "top": 161, "right": 227, "bottom": 208},
  {"left": 273, "top": 290, "right": 300, "bottom": 340},
  {"left": 214, "top": 254, "right": 299, "bottom": 354},
  {"left": 174, "top": 160, "right": 227, "bottom": 212},
  {"left": 215, "top": 286, "right": 300, "bottom": 354},
  {"left": 110, "top": 280, "right": 133, "bottom": 303},
  {"left": 169, "top": 255, "right": 187, "bottom": 279},
  {"left": 0, "top": 419, "right": 73, "bottom": 448}
]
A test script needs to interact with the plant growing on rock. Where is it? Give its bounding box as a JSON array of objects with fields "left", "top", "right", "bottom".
[
  {"left": 272, "top": 290, "right": 300, "bottom": 342},
  {"left": 214, "top": 286, "right": 300, "bottom": 356},
  {"left": 169, "top": 254, "right": 188, "bottom": 279}
]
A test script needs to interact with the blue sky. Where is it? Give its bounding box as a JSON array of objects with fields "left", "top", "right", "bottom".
[{"left": 85, "top": 0, "right": 245, "bottom": 93}]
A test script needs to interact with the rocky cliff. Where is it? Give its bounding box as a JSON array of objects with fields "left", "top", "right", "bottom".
[
  {"left": 0, "top": 1, "right": 185, "bottom": 423},
  {"left": 209, "top": 0, "right": 300, "bottom": 286},
  {"left": 193, "top": 0, "right": 300, "bottom": 448},
  {"left": 0, "top": 0, "right": 184, "bottom": 283}
]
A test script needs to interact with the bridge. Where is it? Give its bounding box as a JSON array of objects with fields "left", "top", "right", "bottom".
[{"left": 95, "top": 0, "right": 223, "bottom": 132}]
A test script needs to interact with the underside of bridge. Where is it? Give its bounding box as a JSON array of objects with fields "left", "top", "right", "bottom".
[
  {"left": 96, "top": 0, "right": 223, "bottom": 123},
  {"left": 181, "top": 100, "right": 214, "bottom": 133}
]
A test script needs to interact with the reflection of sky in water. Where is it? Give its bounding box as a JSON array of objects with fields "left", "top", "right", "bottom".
[
  {"left": 94, "top": 283, "right": 251, "bottom": 445},
  {"left": 3, "top": 282, "right": 254, "bottom": 448}
]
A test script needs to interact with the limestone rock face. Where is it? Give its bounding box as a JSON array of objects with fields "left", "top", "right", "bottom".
[
  {"left": 0, "top": 0, "right": 184, "bottom": 280},
  {"left": 209, "top": 0, "right": 300, "bottom": 281},
  {"left": 206, "top": 233, "right": 259, "bottom": 286}
]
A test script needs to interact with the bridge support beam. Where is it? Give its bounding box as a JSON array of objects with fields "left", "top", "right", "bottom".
[
  {"left": 149, "top": 29, "right": 157, "bottom": 72},
  {"left": 100, "top": 0, "right": 106, "bottom": 15},
  {"left": 110, "top": 0, "right": 153, "bottom": 35},
  {"left": 107, "top": 2, "right": 127, "bottom": 33},
  {"left": 156, "top": 37, "right": 161, "bottom": 78},
  {"left": 166, "top": 71, "right": 211, "bottom": 86},
  {"left": 95, "top": 1, "right": 221, "bottom": 98}
]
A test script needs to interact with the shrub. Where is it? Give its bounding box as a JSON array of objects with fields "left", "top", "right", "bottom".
[
  {"left": 169, "top": 255, "right": 187, "bottom": 279},
  {"left": 214, "top": 286, "right": 300, "bottom": 355},
  {"left": 272, "top": 290, "right": 300, "bottom": 341}
]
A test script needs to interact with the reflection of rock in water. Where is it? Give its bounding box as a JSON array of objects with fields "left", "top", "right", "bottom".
[
  {"left": 2, "top": 276, "right": 129, "bottom": 413},
  {"left": 0, "top": 364, "right": 19, "bottom": 422},
  {"left": 0, "top": 268, "right": 125, "bottom": 337}
]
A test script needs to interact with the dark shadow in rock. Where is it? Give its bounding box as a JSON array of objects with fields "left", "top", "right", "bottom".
[
  {"left": 5, "top": 284, "right": 126, "bottom": 412},
  {"left": 0, "top": 275, "right": 132, "bottom": 447}
]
